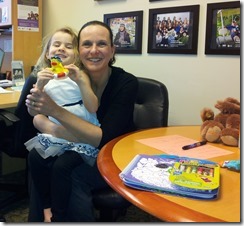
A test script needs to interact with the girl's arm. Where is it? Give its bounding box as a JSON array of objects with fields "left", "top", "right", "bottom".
[
  {"left": 78, "top": 70, "right": 98, "bottom": 113},
  {"left": 27, "top": 68, "right": 54, "bottom": 117},
  {"left": 65, "top": 64, "right": 98, "bottom": 113},
  {"left": 36, "top": 68, "right": 54, "bottom": 90}
]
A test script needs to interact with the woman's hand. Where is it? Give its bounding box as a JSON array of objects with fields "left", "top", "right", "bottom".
[
  {"left": 26, "top": 84, "right": 39, "bottom": 117},
  {"left": 26, "top": 86, "right": 59, "bottom": 117}
]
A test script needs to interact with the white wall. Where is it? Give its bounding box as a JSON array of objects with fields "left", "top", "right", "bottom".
[{"left": 42, "top": 0, "right": 240, "bottom": 126}]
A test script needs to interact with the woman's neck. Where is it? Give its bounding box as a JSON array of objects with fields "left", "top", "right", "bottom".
[{"left": 91, "top": 67, "right": 112, "bottom": 101}]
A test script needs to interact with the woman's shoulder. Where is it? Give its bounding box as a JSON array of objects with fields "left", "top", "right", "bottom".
[
  {"left": 106, "top": 66, "right": 138, "bottom": 92},
  {"left": 111, "top": 66, "right": 137, "bottom": 82}
]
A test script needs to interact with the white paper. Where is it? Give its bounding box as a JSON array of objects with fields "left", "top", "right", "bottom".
[{"left": 0, "top": 86, "right": 13, "bottom": 93}]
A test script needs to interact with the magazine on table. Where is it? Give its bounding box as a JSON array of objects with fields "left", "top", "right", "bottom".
[{"left": 119, "top": 154, "right": 220, "bottom": 200}]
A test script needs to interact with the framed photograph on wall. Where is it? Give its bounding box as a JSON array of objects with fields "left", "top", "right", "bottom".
[
  {"left": 104, "top": 11, "right": 143, "bottom": 54},
  {"left": 147, "top": 5, "right": 200, "bottom": 54},
  {"left": 205, "top": 1, "right": 240, "bottom": 55}
]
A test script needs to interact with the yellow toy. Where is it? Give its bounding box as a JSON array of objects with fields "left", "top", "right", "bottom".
[{"left": 50, "top": 56, "right": 69, "bottom": 79}]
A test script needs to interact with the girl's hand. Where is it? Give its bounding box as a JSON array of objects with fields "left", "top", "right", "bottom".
[
  {"left": 65, "top": 64, "right": 98, "bottom": 113},
  {"left": 36, "top": 68, "right": 54, "bottom": 90},
  {"left": 65, "top": 64, "right": 90, "bottom": 86}
]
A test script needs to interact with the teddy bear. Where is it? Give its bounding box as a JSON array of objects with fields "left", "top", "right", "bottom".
[{"left": 200, "top": 97, "right": 240, "bottom": 147}]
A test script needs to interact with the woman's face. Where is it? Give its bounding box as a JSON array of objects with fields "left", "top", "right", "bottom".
[
  {"left": 47, "top": 31, "right": 75, "bottom": 65},
  {"left": 78, "top": 25, "right": 115, "bottom": 75}
]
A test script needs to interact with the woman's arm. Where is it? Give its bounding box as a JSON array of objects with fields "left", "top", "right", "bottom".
[{"left": 26, "top": 87, "right": 102, "bottom": 147}]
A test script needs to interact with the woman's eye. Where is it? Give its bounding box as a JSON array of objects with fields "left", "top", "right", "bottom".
[
  {"left": 81, "top": 41, "right": 92, "bottom": 47},
  {"left": 97, "top": 41, "right": 107, "bottom": 47}
]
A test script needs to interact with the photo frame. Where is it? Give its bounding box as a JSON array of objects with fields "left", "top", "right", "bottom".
[
  {"left": 11, "top": 61, "right": 25, "bottom": 87},
  {"left": 147, "top": 5, "right": 200, "bottom": 54},
  {"left": 104, "top": 11, "right": 143, "bottom": 54},
  {"left": 205, "top": 1, "right": 240, "bottom": 55}
]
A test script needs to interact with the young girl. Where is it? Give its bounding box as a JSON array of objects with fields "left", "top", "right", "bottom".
[{"left": 25, "top": 27, "right": 100, "bottom": 222}]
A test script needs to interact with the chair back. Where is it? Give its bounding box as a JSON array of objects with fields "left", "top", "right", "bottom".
[
  {"left": 92, "top": 77, "right": 169, "bottom": 221},
  {"left": 0, "top": 74, "right": 38, "bottom": 157},
  {"left": 134, "top": 77, "right": 169, "bottom": 130}
]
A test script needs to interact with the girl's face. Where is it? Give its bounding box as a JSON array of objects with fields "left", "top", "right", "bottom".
[
  {"left": 46, "top": 31, "right": 75, "bottom": 66},
  {"left": 78, "top": 25, "right": 115, "bottom": 75}
]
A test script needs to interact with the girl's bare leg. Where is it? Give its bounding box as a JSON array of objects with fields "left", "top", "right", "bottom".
[{"left": 43, "top": 208, "right": 52, "bottom": 222}]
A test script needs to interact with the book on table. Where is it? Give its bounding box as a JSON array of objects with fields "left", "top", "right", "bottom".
[{"left": 119, "top": 154, "right": 220, "bottom": 200}]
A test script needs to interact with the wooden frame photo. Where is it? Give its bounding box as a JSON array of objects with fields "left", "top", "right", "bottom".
[
  {"left": 205, "top": 1, "right": 240, "bottom": 55},
  {"left": 147, "top": 5, "right": 200, "bottom": 54},
  {"left": 104, "top": 11, "right": 143, "bottom": 54}
]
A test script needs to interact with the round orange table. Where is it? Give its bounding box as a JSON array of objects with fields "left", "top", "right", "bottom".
[
  {"left": 0, "top": 90, "right": 20, "bottom": 108},
  {"left": 98, "top": 126, "right": 240, "bottom": 222}
]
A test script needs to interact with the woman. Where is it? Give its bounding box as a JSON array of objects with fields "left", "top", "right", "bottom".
[{"left": 26, "top": 20, "right": 138, "bottom": 222}]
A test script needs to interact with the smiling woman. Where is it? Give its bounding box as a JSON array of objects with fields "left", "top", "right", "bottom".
[{"left": 27, "top": 20, "right": 139, "bottom": 222}]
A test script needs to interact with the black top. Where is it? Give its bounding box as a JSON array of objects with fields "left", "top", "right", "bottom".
[{"left": 97, "top": 66, "right": 138, "bottom": 149}]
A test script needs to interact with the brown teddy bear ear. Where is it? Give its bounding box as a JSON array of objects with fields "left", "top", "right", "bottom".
[
  {"left": 215, "top": 98, "right": 240, "bottom": 114},
  {"left": 200, "top": 108, "right": 214, "bottom": 122},
  {"left": 225, "top": 97, "right": 240, "bottom": 106}
]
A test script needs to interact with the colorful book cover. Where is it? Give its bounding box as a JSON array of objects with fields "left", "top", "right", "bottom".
[{"left": 119, "top": 154, "right": 220, "bottom": 200}]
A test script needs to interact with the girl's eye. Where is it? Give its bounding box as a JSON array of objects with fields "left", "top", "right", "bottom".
[
  {"left": 54, "top": 43, "right": 60, "bottom": 47},
  {"left": 66, "top": 44, "right": 73, "bottom": 49}
]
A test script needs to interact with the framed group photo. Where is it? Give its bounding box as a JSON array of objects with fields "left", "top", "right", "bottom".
[
  {"left": 104, "top": 11, "right": 143, "bottom": 54},
  {"left": 205, "top": 1, "right": 240, "bottom": 55},
  {"left": 147, "top": 5, "right": 200, "bottom": 54}
]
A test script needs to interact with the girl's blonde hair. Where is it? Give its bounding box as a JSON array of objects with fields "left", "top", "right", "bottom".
[{"left": 35, "top": 27, "right": 81, "bottom": 71}]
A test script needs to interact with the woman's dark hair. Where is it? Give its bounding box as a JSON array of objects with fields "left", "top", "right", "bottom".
[{"left": 78, "top": 20, "right": 116, "bottom": 66}]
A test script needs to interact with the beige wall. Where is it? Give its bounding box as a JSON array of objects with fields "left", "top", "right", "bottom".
[{"left": 42, "top": 0, "right": 240, "bottom": 126}]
